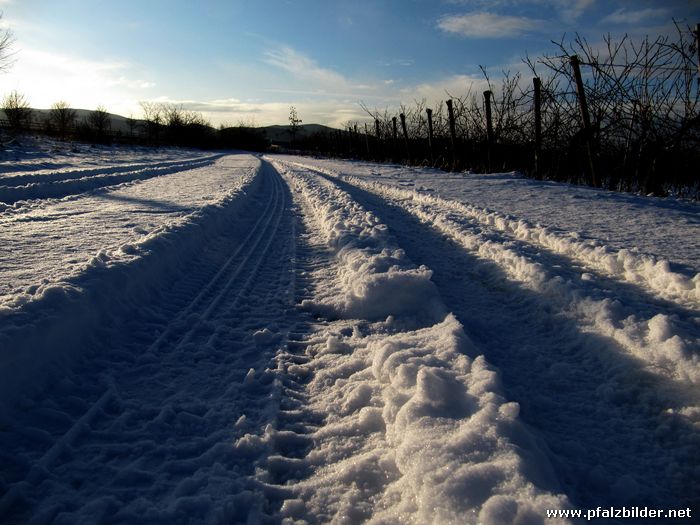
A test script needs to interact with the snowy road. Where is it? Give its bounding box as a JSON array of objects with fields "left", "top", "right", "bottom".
[{"left": 0, "top": 148, "right": 698, "bottom": 523}]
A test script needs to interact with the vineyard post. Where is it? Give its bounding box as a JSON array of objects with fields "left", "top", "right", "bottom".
[
  {"left": 375, "top": 118, "right": 381, "bottom": 159},
  {"left": 426, "top": 108, "right": 434, "bottom": 165},
  {"left": 533, "top": 77, "right": 542, "bottom": 179},
  {"left": 354, "top": 124, "right": 359, "bottom": 156},
  {"left": 622, "top": 100, "right": 639, "bottom": 192},
  {"left": 400, "top": 113, "right": 410, "bottom": 163},
  {"left": 446, "top": 99, "right": 457, "bottom": 170},
  {"left": 696, "top": 24, "right": 700, "bottom": 87},
  {"left": 392, "top": 116, "right": 398, "bottom": 162},
  {"left": 364, "top": 123, "right": 370, "bottom": 157},
  {"left": 570, "top": 55, "right": 599, "bottom": 187},
  {"left": 484, "top": 90, "right": 494, "bottom": 172}
]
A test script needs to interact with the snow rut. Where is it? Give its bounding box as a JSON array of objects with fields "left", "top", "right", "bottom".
[
  {"left": 283, "top": 161, "right": 700, "bottom": 386},
  {"left": 3, "top": 152, "right": 697, "bottom": 524},
  {"left": 274, "top": 160, "right": 699, "bottom": 515},
  {"left": 0, "top": 160, "right": 301, "bottom": 523},
  {"left": 0, "top": 153, "right": 224, "bottom": 205},
  {"left": 255, "top": 159, "right": 572, "bottom": 524}
]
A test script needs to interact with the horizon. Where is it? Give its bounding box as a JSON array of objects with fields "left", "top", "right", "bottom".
[
  {"left": 10, "top": 106, "right": 338, "bottom": 130},
  {"left": 1, "top": 0, "right": 698, "bottom": 128}
]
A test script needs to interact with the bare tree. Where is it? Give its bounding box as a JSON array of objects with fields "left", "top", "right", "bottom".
[
  {"left": 0, "top": 14, "right": 14, "bottom": 73},
  {"left": 139, "top": 101, "right": 163, "bottom": 142},
  {"left": 86, "top": 105, "right": 111, "bottom": 140},
  {"left": 125, "top": 114, "right": 137, "bottom": 138},
  {"left": 48, "top": 100, "right": 77, "bottom": 138},
  {"left": 2, "top": 90, "right": 32, "bottom": 130},
  {"left": 289, "top": 106, "right": 302, "bottom": 144}
]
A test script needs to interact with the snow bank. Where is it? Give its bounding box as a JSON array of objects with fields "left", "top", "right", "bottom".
[
  {"left": 245, "top": 160, "right": 574, "bottom": 523},
  {"left": 397, "top": 182, "right": 698, "bottom": 309},
  {"left": 0, "top": 153, "right": 213, "bottom": 186},
  {"left": 0, "top": 154, "right": 223, "bottom": 204},
  {"left": 276, "top": 156, "right": 698, "bottom": 298},
  {"left": 312, "top": 171, "right": 700, "bottom": 385},
  {"left": 283, "top": 159, "right": 699, "bottom": 309},
  {"left": 272, "top": 160, "right": 444, "bottom": 323},
  {"left": 0, "top": 161, "right": 262, "bottom": 416},
  {"left": 280, "top": 315, "right": 572, "bottom": 524},
  {"left": 466, "top": 205, "right": 699, "bottom": 309}
]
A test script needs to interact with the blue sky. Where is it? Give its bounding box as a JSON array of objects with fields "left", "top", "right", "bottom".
[{"left": 1, "top": 0, "right": 698, "bottom": 127}]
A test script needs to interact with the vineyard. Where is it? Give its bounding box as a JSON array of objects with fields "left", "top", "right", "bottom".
[
  {"left": 299, "top": 24, "right": 700, "bottom": 198},
  {"left": 2, "top": 24, "right": 699, "bottom": 198}
]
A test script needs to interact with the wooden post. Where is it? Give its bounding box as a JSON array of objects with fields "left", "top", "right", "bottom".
[
  {"left": 483, "top": 90, "right": 494, "bottom": 144},
  {"left": 570, "top": 55, "right": 599, "bottom": 187},
  {"left": 621, "top": 100, "right": 639, "bottom": 191},
  {"left": 374, "top": 118, "right": 381, "bottom": 159},
  {"left": 426, "top": 108, "right": 434, "bottom": 165},
  {"left": 695, "top": 24, "right": 700, "bottom": 87},
  {"left": 533, "top": 77, "right": 542, "bottom": 179},
  {"left": 446, "top": 99, "right": 457, "bottom": 170},
  {"left": 353, "top": 124, "right": 358, "bottom": 155},
  {"left": 484, "top": 90, "right": 494, "bottom": 171},
  {"left": 399, "top": 113, "right": 410, "bottom": 162},
  {"left": 363, "top": 123, "right": 370, "bottom": 157},
  {"left": 392, "top": 116, "right": 398, "bottom": 162}
]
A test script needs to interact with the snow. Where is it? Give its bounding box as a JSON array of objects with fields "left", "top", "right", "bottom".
[
  {"left": 276, "top": 157, "right": 699, "bottom": 308},
  {"left": 1, "top": 154, "right": 258, "bottom": 305},
  {"left": 280, "top": 315, "right": 571, "bottom": 524},
  {"left": 273, "top": 159, "right": 698, "bottom": 273},
  {"left": 0, "top": 151, "right": 262, "bottom": 413},
  {"left": 274, "top": 159, "right": 444, "bottom": 323},
  {"left": 0, "top": 140, "right": 697, "bottom": 523},
  {"left": 269, "top": 159, "right": 571, "bottom": 522}
]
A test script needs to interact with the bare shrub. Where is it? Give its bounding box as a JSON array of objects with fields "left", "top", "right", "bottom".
[
  {"left": 2, "top": 90, "right": 32, "bottom": 130},
  {"left": 48, "top": 101, "right": 77, "bottom": 138}
]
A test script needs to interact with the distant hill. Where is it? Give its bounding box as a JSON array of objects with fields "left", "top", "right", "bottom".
[
  {"left": 1, "top": 108, "right": 144, "bottom": 135},
  {"left": 257, "top": 124, "right": 338, "bottom": 145},
  {"left": 2, "top": 108, "right": 340, "bottom": 144}
]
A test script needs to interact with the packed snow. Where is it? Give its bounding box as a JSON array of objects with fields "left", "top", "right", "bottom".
[{"left": 0, "top": 140, "right": 697, "bottom": 524}]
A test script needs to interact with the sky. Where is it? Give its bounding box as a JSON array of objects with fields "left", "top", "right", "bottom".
[{"left": 0, "top": 0, "right": 698, "bottom": 128}]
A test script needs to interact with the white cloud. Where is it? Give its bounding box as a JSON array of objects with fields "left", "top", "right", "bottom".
[
  {"left": 264, "top": 46, "right": 350, "bottom": 93},
  {"left": 378, "top": 58, "right": 415, "bottom": 67},
  {"left": 443, "top": 0, "right": 594, "bottom": 23},
  {"left": 137, "top": 71, "right": 496, "bottom": 129},
  {"left": 557, "top": 0, "right": 595, "bottom": 23},
  {"left": 438, "top": 12, "right": 541, "bottom": 38},
  {"left": 399, "top": 74, "right": 490, "bottom": 103},
  {"left": 601, "top": 7, "right": 670, "bottom": 25},
  {"left": 0, "top": 46, "right": 155, "bottom": 116}
]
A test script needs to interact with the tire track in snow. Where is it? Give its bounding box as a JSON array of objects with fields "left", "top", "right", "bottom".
[
  {"left": 0, "top": 154, "right": 219, "bottom": 187},
  {"left": 282, "top": 160, "right": 700, "bottom": 386},
  {"left": 139, "top": 160, "right": 286, "bottom": 355},
  {"left": 309, "top": 170, "right": 700, "bottom": 514},
  {"left": 0, "top": 153, "right": 225, "bottom": 205},
  {"left": 257, "top": 161, "right": 573, "bottom": 524},
  {"left": 279, "top": 158, "right": 700, "bottom": 310},
  {"left": 0, "top": 161, "right": 301, "bottom": 523}
]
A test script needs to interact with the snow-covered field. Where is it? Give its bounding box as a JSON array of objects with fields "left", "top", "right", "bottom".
[{"left": 0, "top": 140, "right": 698, "bottom": 524}]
